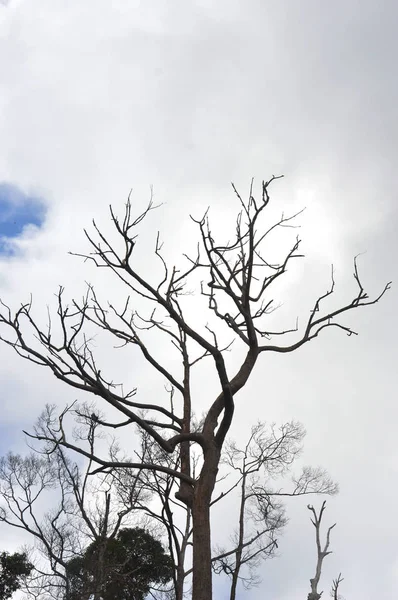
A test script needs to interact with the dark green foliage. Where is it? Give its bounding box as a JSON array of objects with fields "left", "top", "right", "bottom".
[
  {"left": 65, "top": 527, "right": 173, "bottom": 600},
  {"left": 0, "top": 551, "right": 33, "bottom": 600}
]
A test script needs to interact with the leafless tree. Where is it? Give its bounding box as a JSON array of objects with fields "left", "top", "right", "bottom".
[
  {"left": 100, "top": 418, "right": 339, "bottom": 600},
  {"left": 0, "top": 448, "right": 77, "bottom": 599},
  {"left": 0, "top": 412, "right": 149, "bottom": 600},
  {"left": 112, "top": 426, "right": 192, "bottom": 600},
  {"left": 331, "top": 573, "right": 344, "bottom": 600},
  {"left": 0, "top": 177, "right": 389, "bottom": 600},
  {"left": 211, "top": 421, "right": 338, "bottom": 600},
  {"left": 307, "top": 501, "right": 345, "bottom": 600}
]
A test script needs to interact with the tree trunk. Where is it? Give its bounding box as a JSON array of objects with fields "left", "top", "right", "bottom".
[
  {"left": 93, "top": 538, "right": 107, "bottom": 600},
  {"left": 191, "top": 446, "right": 220, "bottom": 600},
  {"left": 230, "top": 568, "right": 239, "bottom": 600},
  {"left": 175, "top": 560, "right": 185, "bottom": 600},
  {"left": 192, "top": 497, "right": 212, "bottom": 600}
]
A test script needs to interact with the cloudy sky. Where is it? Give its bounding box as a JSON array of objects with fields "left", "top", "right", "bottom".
[{"left": 0, "top": 1, "right": 397, "bottom": 598}]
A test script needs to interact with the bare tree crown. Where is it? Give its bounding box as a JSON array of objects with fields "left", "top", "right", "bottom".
[{"left": 0, "top": 177, "right": 389, "bottom": 600}]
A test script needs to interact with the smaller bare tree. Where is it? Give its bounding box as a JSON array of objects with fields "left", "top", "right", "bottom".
[
  {"left": 307, "top": 501, "right": 345, "bottom": 600},
  {"left": 210, "top": 421, "right": 338, "bottom": 600},
  {"left": 331, "top": 573, "right": 344, "bottom": 600},
  {"left": 0, "top": 407, "right": 151, "bottom": 600}
]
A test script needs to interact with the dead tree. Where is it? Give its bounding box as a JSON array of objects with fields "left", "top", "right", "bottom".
[
  {"left": 331, "top": 573, "right": 344, "bottom": 600},
  {"left": 113, "top": 419, "right": 338, "bottom": 600},
  {"left": 307, "top": 501, "right": 339, "bottom": 600},
  {"left": 212, "top": 421, "right": 338, "bottom": 600},
  {"left": 113, "top": 427, "right": 192, "bottom": 600},
  {"left": 0, "top": 177, "right": 389, "bottom": 600},
  {"left": 0, "top": 448, "right": 78, "bottom": 599},
  {"left": 0, "top": 415, "right": 148, "bottom": 600}
]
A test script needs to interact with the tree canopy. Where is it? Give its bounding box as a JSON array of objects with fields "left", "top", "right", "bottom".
[
  {"left": 0, "top": 177, "right": 390, "bottom": 599},
  {"left": 65, "top": 527, "right": 173, "bottom": 600},
  {"left": 0, "top": 551, "right": 33, "bottom": 600}
]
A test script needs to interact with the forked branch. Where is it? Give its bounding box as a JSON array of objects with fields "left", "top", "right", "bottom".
[{"left": 307, "top": 501, "right": 336, "bottom": 600}]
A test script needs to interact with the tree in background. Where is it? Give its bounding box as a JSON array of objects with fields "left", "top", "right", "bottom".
[
  {"left": 211, "top": 421, "right": 337, "bottom": 600},
  {"left": 118, "top": 419, "right": 338, "bottom": 599},
  {"left": 306, "top": 501, "right": 345, "bottom": 600},
  {"left": 0, "top": 551, "right": 33, "bottom": 600},
  {"left": 0, "top": 417, "right": 336, "bottom": 600},
  {"left": 0, "top": 177, "right": 389, "bottom": 600},
  {"left": 65, "top": 527, "right": 173, "bottom": 600},
  {"left": 0, "top": 436, "right": 155, "bottom": 600}
]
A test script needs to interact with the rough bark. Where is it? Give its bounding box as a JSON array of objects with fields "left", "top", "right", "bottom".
[{"left": 192, "top": 445, "right": 220, "bottom": 600}]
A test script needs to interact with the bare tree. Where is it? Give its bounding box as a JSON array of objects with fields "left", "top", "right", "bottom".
[
  {"left": 101, "top": 418, "right": 339, "bottom": 600},
  {"left": 112, "top": 419, "right": 338, "bottom": 600},
  {"left": 331, "top": 573, "right": 344, "bottom": 600},
  {"left": 307, "top": 501, "right": 344, "bottom": 600},
  {"left": 112, "top": 427, "right": 192, "bottom": 600},
  {"left": 211, "top": 421, "right": 338, "bottom": 600},
  {"left": 0, "top": 177, "right": 389, "bottom": 600},
  {"left": 0, "top": 415, "right": 150, "bottom": 600},
  {"left": 0, "top": 448, "right": 77, "bottom": 599},
  {"left": 4, "top": 416, "right": 340, "bottom": 600}
]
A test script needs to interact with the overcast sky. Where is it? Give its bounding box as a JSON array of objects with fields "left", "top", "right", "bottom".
[{"left": 0, "top": 1, "right": 397, "bottom": 599}]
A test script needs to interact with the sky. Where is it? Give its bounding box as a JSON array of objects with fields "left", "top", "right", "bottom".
[
  {"left": 0, "top": 183, "right": 46, "bottom": 254},
  {"left": 0, "top": 1, "right": 397, "bottom": 598}
]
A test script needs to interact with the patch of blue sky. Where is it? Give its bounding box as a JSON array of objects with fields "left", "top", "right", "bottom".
[{"left": 0, "top": 182, "right": 47, "bottom": 255}]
